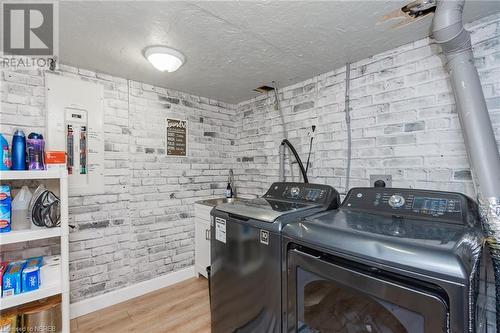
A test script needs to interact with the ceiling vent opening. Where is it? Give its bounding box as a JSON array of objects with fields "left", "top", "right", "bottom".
[
  {"left": 254, "top": 85, "right": 275, "bottom": 93},
  {"left": 401, "top": 0, "right": 436, "bottom": 18},
  {"left": 379, "top": 0, "right": 436, "bottom": 29}
]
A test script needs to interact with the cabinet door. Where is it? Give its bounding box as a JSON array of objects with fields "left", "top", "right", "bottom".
[
  {"left": 194, "top": 203, "right": 213, "bottom": 221},
  {"left": 195, "top": 218, "right": 211, "bottom": 278}
]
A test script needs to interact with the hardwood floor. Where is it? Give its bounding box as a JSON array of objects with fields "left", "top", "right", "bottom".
[{"left": 71, "top": 277, "right": 211, "bottom": 333}]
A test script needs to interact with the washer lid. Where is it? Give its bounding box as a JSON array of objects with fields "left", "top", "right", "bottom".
[
  {"left": 215, "top": 198, "right": 320, "bottom": 223},
  {"left": 283, "top": 209, "right": 483, "bottom": 283}
]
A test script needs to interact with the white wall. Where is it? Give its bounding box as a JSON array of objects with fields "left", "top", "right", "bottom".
[
  {"left": 234, "top": 13, "right": 500, "bottom": 198},
  {"left": 233, "top": 12, "right": 500, "bottom": 331},
  {"left": 0, "top": 10, "right": 498, "bottom": 329},
  {"left": 0, "top": 66, "right": 237, "bottom": 302}
]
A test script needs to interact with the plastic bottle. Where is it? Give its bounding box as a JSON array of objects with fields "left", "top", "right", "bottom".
[
  {"left": 27, "top": 133, "right": 45, "bottom": 170},
  {"left": 225, "top": 181, "right": 233, "bottom": 198},
  {"left": 0, "top": 134, "right": 11, "bottom": 170},
  {"left": 11, "top": 186, "right": 32, "bottom": 230},
  {"left": 11, "top": 129, "right": 26, "bottom": 170}
]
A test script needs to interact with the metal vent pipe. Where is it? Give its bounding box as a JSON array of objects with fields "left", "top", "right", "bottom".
[{"left": 432, "top": 0, "right": 500, "bottom": 330}]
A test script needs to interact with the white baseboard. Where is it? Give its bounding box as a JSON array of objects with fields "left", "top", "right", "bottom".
[{"left": 70, "top": 266, "right": 196, "bottom": 319}]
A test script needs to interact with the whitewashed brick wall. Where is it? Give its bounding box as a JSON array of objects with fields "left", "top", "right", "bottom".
[
  {"left": 127, "top": 81, "right": 236, "bottom": 283},
  {"left": 235, "top": 13, "right": 500, "bottom": 199},
  {"left": 234, "top": 12, "right": 500, "bottom": 331},
  {"left": 0, "top": 66, "right": 236, "bottom": 302},
  {"left": 0, "top": 10, "right": 498, "bottom": 328}
]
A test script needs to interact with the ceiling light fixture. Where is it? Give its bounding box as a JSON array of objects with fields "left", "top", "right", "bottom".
[{"left": 144, "top": 46, "right": 185, "bottom": 72}]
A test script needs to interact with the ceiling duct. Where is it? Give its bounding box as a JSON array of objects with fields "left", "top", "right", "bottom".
[
  {"left": 402, "top": 0, "right": 436, "bottom": 18},
  {"left": 254, "top": 85, "right": 275, "bottom": 93},
  {"left": 432, "top": 1, "right": 500, "bottom": 331},
  {"left": 380, "top": 0, "right": 436, "bottom": 28}
]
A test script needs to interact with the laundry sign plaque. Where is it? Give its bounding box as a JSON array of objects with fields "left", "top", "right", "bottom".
[{"left": 165, "top": 118, "right": 188, "bottom": 156}]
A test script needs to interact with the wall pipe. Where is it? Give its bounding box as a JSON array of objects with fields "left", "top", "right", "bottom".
[
  {"left": 433, "top": 0, "right": 500, "bottom": 198},
  {"left": 344, "top": 62, "right": 352, "bottom": 193},
  {"left": 273, "top": 80, "right": 289, "bottom": 182},
  {"left": 279, "top": 143, "right": 285, "bottom": 182},
  {"left": 432, "top": 0, "right": 500, "bottom": 330}
]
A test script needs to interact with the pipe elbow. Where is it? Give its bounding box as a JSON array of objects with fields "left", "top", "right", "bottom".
[
  {"left": 432, "top": 0, "right": 464, "bottom": 33},
  {"left": 432, "top": 0, "right": 471, "bottom": 54}
]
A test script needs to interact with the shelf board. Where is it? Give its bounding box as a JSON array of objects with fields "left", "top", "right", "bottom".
[
  {"left": 0, "top": 170, "right": 66, "bottom": 180},
  {"left": 0, "top": 228, "right": 62, "bottom": 245},
  {"left": 0, "top": 266, "right": 61, "bottom": 309}
]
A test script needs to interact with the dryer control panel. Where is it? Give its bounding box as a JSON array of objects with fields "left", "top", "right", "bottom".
[
  {"left": 342, "top": 187, "right": 477, "bottom": 225},
  {"left": 263, "top": 182, "right": 340, "bottom": 209}
]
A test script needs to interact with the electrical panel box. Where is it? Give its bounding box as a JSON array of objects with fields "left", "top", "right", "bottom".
[{"left": 46, "top": 73, "right": 104, "bottom": 195}]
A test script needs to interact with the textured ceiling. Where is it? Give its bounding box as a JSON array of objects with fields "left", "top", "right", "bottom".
[{"left": 59, "top": 1, "right": 500, "bottom": 104}]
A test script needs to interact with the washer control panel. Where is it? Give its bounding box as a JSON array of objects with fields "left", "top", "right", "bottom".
[
  {"left": 342, "top": 187, "right": 473, "bottom": 224},
  {"left": 263, "top": 182, "right": 340, "bottom": 208},
  {"left": 279, "top": 185, "right": 326, "bottom": 202}
]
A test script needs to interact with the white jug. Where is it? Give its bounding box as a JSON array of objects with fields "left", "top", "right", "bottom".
[{"left": 12, "top": 186, "right": 32, "bottom": 230}]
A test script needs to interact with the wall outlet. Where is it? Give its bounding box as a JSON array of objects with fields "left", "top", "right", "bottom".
[{"left": 369, "top": 174, "right": 392, "bottom": 187}]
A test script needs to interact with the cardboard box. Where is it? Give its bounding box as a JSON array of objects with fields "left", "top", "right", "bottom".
[
  {"left": 45, "top": 163, "right": 67, "bottom": 171},
  {"left": 0, "top": 262, "right": 7, "bottom": 296},
  {"left": 44, "top": 151, "right": 66, "bottom": 164},
  {"left": 22, "top": 257, "right": 43, "bottom": 292},
  {"left": 45, "top": 151, "right": 67, "bottom": 172},
  {"left": 2, "top": 261, "right": 26, "bottom": 297},
  {"left": 0, "top": 185, "right": 11, "bottom": 233}
]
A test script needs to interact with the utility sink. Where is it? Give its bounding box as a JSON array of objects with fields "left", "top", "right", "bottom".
[{"left": 197, "top": 197, "right": 243, "bottom": 207}]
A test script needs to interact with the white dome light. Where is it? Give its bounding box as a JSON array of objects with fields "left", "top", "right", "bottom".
[{"left": 144, "top": 46, "right": 185, "bottom": 72}]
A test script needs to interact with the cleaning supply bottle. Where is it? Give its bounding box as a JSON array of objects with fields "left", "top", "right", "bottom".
[
  {"left": 0, "top": 134, "right": 11, "bottom": 170},
  {"left": 225, "top": 179, "right": 233, "bottom": 198},
  {"left": 11, "top": 129, "right": 26, "bottom": 170},
  {"left": 11, "top": 186, "right": 32, "bottom": 230},
  {"left": 27, "top": 133, "right": 45, "bottom": 170}
]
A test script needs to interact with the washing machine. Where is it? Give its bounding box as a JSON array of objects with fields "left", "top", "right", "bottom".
[
  {"left": 282, "top": 187, "right": 487, "bottom": 333},
  {"left": 210, "top": 182, "right": 340, "bottom": 333}
]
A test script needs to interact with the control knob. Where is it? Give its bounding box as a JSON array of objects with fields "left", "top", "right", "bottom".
[
  {"left": 388, "top": 195, "right": 405, "bottom": 208},
  {"left": 290, "top": 187, "right": 300, "bottom": 199}
]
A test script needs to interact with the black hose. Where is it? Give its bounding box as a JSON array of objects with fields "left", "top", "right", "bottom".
[{"left": 281, "top": 139, "right": 309, "bottom": 183}]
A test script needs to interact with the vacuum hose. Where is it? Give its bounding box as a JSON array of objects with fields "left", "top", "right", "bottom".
[{"left": 281, "top": 139, "right": 309, "bottom": 183}]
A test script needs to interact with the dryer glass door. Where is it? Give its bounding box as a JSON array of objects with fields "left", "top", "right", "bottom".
[{"left": 286, "top": 249, "right": 449, "bottom": 333}]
